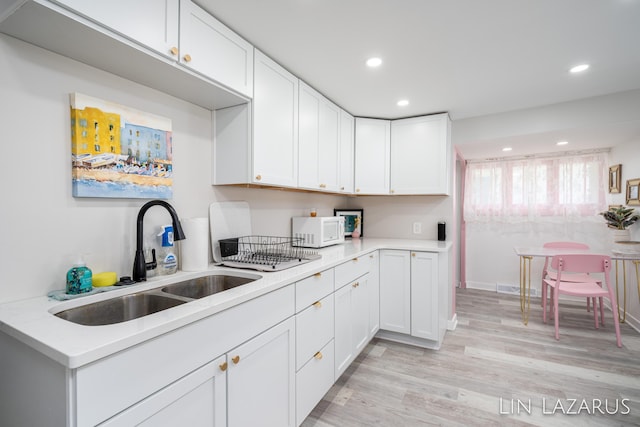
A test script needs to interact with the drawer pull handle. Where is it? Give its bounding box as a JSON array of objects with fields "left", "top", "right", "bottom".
[
  {"left": 352, "top": 258, "right": 358, "bottom": 262},
  {"left": 314, "top": 272, "right": 322, "bottom": 278},
  {"left": 169, "top": 46, "right": 178, "bottom": 56},
  {"left": 314, "top": 351, "right": 323, "bottom": 360},
  {"left": 313, "top": 301, "right": 322, "bottom": 308},
  {"left": 232, "top": 355, "right": 240, "bottom": 364},
  {"left": 219, "top": 362, "right": 228, "bottom": 371},
  {"left": 352, "top": 282, "right": 359, "bottom": 288},
  {"left": 183, "top": 53, "right": 192, "bottom": 62},
  {"left": 412, "top": 252, "right": 416, "bottom": 257}
]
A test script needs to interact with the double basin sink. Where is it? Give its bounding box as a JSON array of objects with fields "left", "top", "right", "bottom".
[{"left": 54, "top": 273, "right": 259, "bottom": 326}]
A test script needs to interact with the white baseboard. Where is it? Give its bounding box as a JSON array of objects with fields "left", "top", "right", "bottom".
[
  {"left": 465, "top": 281, "right": 538, "bottom": 297},
  {"left": 447, "top": 313, "right": 458, "bottom": 331}
]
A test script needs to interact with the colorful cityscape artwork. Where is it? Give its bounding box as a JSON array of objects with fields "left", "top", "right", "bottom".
[{"left": 70, "top": 93, "right": 173, "bottom": 199}]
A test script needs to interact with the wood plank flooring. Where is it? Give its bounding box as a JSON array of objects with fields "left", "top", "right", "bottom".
[{"left": 302, "top": 289, "right": 640, "bottom": 426}]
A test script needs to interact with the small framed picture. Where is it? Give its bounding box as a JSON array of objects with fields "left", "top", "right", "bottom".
[
  {"left": 334, "top": 209, "right": 363, "bottom": 238},
  {"left": 627, "top": 178, "right": 640, "bottom": 206},
  {"left": 609, "top": 164, "right": 621, "bottom": 193}
]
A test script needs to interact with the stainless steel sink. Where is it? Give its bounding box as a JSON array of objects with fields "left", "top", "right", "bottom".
[
  {"left": 161, "top": 274, "right": 257, "bottom": 299},
  {"left": 53, "top": 273, "right": 260, "bottom": 326},
  {"left": 54, "top": 293, "right": 187, "bottom": 326}
]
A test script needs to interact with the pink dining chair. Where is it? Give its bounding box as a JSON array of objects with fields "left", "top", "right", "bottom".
[
  {"left": 542, "top": 254, "right": 621, "bottom": 348},
  {"left": 541, "top": 242, "right": 597, "bottom": 313}
]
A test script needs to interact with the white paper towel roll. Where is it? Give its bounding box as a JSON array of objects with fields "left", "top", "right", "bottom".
[{"left": 180, "top": 217, "right": 210, "bottom": 271}]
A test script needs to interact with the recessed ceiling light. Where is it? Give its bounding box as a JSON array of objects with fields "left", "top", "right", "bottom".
[
  {"left": 556, "top": 140, "right": 569, "bottom": 146},
  {"left": 569, "top": 64, "right": 589, "bottom": 73},
  {"left": 366, "top": 57, "right": 382, "bottom": 68},
  {"left": 502, "top": 147, "right": 513, "bottom": 152},
  {"left": 397, "top": 99, "right": 409, "bottom": 107}
]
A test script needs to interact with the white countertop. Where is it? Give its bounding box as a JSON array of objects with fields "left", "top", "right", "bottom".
[{"left": 0, "top": 238, "right": 451, "bottom": 369}]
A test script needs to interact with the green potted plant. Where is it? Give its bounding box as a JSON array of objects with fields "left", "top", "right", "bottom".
[{"left": 600, "top": 205, "right": 639, "bottom": 242}]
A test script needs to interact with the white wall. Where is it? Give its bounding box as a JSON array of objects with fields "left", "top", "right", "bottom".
[
  {"left": 0, "top": 34, "right": 346, "bottom": 304},
  {"left": 609, "top": 138, "right": 640, "bottom": 329}
]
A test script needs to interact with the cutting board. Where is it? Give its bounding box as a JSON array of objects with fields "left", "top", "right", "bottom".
[{"left": 209, "top": 201, "right": 252, "bottom": 262}]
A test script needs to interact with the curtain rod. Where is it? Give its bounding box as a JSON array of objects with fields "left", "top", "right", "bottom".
[{"left": 466, "top": 147, "right": 610, "bottom": 164}]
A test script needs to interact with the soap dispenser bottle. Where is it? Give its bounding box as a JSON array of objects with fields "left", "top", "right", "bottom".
[
  {"left": 158, "top": 225, "right": 178, "bottom": 275},
  {"left": 66, "top": 256, "right": 93, "bottom": 294}
]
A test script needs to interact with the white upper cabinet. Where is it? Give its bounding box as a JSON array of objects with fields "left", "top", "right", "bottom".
[
  {"left": 338, "top": 110, "right": 355, "bottom": 193},
  {"left": 52, "top": 0, "right": 180, "bottom": 59},
  {"left": 0, "top": 0, "right": 249, "bottom": 109},
  {"left": 252, "top": 50, "right": 299, "bottom": 187},
  {"left": 298, "top": 82, "right": 340, "bottom": 192},
  {"left": 354, "top": 118, "right": 391, "bottom": 195},
  {"left": 179, "top": 0, "right": 253, "bottom": 97},
  {"left": 390, "top": 113, "right": 451, "bottom": 195}
]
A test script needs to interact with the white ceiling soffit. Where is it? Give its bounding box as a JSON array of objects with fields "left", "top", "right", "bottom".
[{"left": 197, "top": 0, "right": 640, "bottom": 159}]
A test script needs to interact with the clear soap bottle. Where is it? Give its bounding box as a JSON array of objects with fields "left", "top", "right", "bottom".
[
  {"left": 158, "top": 225, "right": 178, "bottom": 275},
  {"left": 66, "top": 256, "right": 93, "bottom": 294}
]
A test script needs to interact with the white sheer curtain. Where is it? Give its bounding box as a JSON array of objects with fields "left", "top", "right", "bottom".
[{"left": 464, "top": 152, "right": 608, "bottom": 223}]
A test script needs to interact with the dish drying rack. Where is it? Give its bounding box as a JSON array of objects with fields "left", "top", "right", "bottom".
[{"left": 218, "top": 236, "right": 320, "bottom": 271}]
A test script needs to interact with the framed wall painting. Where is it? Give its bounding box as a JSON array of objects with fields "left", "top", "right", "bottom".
[
  {"left": 609, "top": 164, "right": 621, "bottom": 193},
  {"left": 627, "top": 178, "right": 640, "bottom": 206},
  {"left": 334, "top": 209, "right": 363, "bottom": 238},
  {"left": 70, "top": 93, "right": 173, "bottom": 199}
]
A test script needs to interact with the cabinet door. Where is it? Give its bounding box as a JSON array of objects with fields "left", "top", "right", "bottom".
[
  {"left": 180, "top": 0, "right": 253, "bottom": 97},
  {"left": 101, "top": 355, "right": 226, "bottom": 427},
  {"left": 334, "top": 282, "right": 353, "bottom": 379},
  {"left": 354, "top": 118, "right": 390, "bottom": 194},
  {"left": 55, "top": 0, "right": 179, "bottom": 59},
  {"left": 338, "top": 110, "right": 355, "bottom": 193},
  {"left": 298, "top": 82, "right": 339, "bottom": 191},
  {"left": 227, "top": 318, "right": 295, "bottom": 427},
  {"left": 368, "top": 251, "right": 380, "bottom": 338},
  {"left": 352, "top": 275, "right": 369, "bottom": 354},
  {"left": 253, "top": 50, "right": 299, "bottom": 187},
  {"left": 410, "top": 251, "right": 439, "bottom": 340},
  {"left": 379, "top": 250, "right": 411, "bottom": 334},
  {"left": 390, "top": 114, "right": 451, "bottom": 195}
]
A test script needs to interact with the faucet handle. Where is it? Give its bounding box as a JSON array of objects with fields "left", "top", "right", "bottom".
[{"left": 146, "top": 248, "right": 157, "bottom": 271}]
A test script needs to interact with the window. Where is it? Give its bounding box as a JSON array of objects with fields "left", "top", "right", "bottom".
[{"left": 464, "top": 152, "right": 607, "bottom": 223}]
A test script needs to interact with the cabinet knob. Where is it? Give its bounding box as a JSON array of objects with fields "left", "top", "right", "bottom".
[
  {"left": 352, "top": 282, "right": 359, "bottom": 288},
  {"left": 313, "top": 301, "right": 322, "bottom": 308},
  {"left": 169, "top": 46, "right": 178, "bottom": 56},
  {"left": 314, "top": 351, "right": 323, "bottom": 360},
  {"left": 232, "top": 355, "right": 240, "bottom": 364},
  {"left": 255, "top": 174, "right": 262, "bottom": 181},
  {"left": 412, "top": 252, "right": 416, "bottom": 257},
  {"left": 314, "top": 272, "right": 322, "bottom": 278},
  {"left": 183, "top": 53, "right": 192, "bottom": 62},
  {"left": 352, "top": 258, "right": 358, "bottom": 262},
  {"left": 390, "top": 189, "right": 395, "bottom": 194},
  {"left": 319, "top": 183, "right": 326, "bottom": 188},
  {"left": 340, "top": 186, "right": 345, "bottom": 191},
  {"left": 356, "top": 188, "right": 360, "bottom": 193},
  {"left": 219, "top": 362, "right": 228, "bottom": 371}
]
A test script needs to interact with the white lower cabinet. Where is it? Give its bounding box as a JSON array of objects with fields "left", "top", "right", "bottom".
[
  {"left": 378, "top": 250, "right": 447, "bottom": 349},
  {"left": 368, "top": 251, "right": 380, "bottom": 338},
  {"left": 334, "top": 274, "right": 369, "bottom": 379},
  {"left": 228, "top": 317, "right": 296, "bottom": 427}
]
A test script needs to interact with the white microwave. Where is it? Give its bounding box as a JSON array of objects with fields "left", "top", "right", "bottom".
[{"left": 292, "top": 216, "right": 345, "bottom": 248}]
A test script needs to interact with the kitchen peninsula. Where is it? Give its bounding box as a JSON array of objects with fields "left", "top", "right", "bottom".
[{"left": 0, "top": 238, "right": 452, "bottom": 427}]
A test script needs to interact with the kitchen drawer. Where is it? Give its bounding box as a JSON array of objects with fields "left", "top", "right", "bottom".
[
  {"left": 335, "top": 253, "right": 371, "bottom": 288},
  {"left": 295, "top": 268, "right": 334, "bottom": 312},
  {"left": 295, "top": 294, "right": 334, "bottom": 371},
  {"left": 296, "top": 340, "right": 335, "bottom": 426}
]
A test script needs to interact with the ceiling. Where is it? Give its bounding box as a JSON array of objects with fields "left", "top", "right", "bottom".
[{"left": 197, "top": 0, "right": 640, "bottom": 159}]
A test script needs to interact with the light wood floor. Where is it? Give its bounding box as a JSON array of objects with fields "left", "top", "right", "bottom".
[{"left": 302, "top": 289, "right": 640, "bottom": 427}]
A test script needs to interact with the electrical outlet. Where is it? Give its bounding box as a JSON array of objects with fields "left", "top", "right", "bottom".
[{"left": 412, "top": 222, "right": 422, "bottom": 234}]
